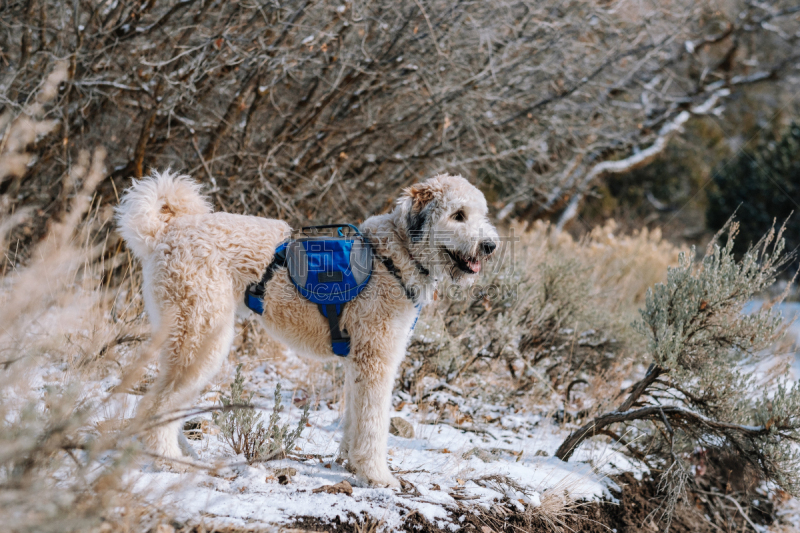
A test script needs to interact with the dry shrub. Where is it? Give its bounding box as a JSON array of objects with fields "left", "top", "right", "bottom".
[
  {"left": 555, "top": 220, "right": 690, "bottom": 312},
  {"left": 3, "top": 0, "right": 797, "bottom": 259},
  {"left": 469, "top": 473, "right": 596, "bottom": 533},
  {"left": 0, "top": 66, "right": 159, "bottom": 533},
  {"left": 213, "top": 364, "right": 309, "bottom": 463},
  {"left": 0, "top": 164, "right": 155, "bottom": 532},
  {"left": 402, "top": 219, "right": 686, "bottom": 414},
  {"left": 556, "top": 221, "right": 800, "bottom": 530}
]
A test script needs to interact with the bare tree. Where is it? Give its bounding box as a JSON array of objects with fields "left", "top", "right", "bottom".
[{"left": 1, "top": 0, "right": 798, "bottom": 249}]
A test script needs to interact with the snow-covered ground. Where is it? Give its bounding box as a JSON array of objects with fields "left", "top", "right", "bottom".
[
  {"left": 106, "top": 299, "right": 800, "bottom": 532},
  {"left": 113, "top": 354, "right": 625, "bottom": 531},
  {"left": 757, "top": 301, "right": 800, "bottom": 379},
  {"left": 19, "top": 297, "right": 800, "bottom": 531}
]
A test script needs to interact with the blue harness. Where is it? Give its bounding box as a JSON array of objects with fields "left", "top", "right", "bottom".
[{"left": 244, "top": 224, "right": 421, "bottom": 356}]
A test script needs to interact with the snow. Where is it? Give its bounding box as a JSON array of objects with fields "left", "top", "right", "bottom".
[
  {"left": 4, "top": 305, "right": 628, "bottom": 532},
  {"left": 744, "top": 300, "right": 800, "bottom": 380},
  {"left": 17, "top": 296, "right": 800, "bottom": 530},
  {"left": 124, "top": 395, "right": 615, "bottom": 530},
  {"left": 104, "top": 351, "right": 623, "bottom": 531}
]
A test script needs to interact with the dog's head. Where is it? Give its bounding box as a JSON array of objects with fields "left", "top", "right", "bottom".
[{"left": 397, "top": 174, "right": 499, "bottom": 285}]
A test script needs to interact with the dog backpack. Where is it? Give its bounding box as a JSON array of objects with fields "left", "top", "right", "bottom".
[{"left": 244, "top": 224, "right": 373, "bottom": 356}]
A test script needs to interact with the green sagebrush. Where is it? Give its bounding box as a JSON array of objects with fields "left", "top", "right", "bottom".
[
  {"left": 556, "top": 220, "right": 800, "bottom": 528},
  {"left": 213, "top": 364, "right": 309, "bottom": 463}
]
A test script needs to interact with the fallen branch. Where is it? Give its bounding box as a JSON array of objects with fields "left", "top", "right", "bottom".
[{"left": 555, "top": 403, "right": 796, "bottom": 461}]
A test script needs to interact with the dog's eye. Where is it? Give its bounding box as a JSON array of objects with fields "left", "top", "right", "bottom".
[{"left": 452, "top": 210, "right": 466, "bottom": 222}]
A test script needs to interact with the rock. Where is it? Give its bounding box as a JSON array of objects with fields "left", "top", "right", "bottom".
[
  {"left": 312, "top": 480, "right": 353, "bottom": 496},
  {"left": 389, "top": 417, "right": 414, "bottom": 438},
  {"left": 276, "top": 467, "right": 297, "bottom": 485},
  {"left": 462, "top": 447, "right": 498, "bottom": 463},
  {"left": 293, "top": 389, "right": 309, "bottom": 408}
]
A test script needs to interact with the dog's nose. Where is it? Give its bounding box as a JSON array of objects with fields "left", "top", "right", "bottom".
[{"left": 481, "top": 240, "right": 497, "bottom": 255}]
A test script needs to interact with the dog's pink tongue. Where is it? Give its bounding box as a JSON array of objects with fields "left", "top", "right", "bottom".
[{"left": 468, "top": 260, "right": 481, "bottom": 273}]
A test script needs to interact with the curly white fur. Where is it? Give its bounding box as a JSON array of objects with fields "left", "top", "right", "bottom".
[
  {"left": 116, "top": 170, "right": 497, "bottom": 487},
  {"left": 115, "top": 169, "right": 212, "bottom": 258}
]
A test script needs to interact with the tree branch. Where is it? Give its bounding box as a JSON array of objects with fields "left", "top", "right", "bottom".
[
  {"left": 555, "top": 88, "right": 732, "bottom": 232},
  {"left": 555, "top": 403, "right": 795, "bottom": 461}
]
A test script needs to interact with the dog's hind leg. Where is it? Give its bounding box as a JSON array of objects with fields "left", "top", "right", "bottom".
[{"left": 137, "top": 300, "right": 235, "bottom": 467}]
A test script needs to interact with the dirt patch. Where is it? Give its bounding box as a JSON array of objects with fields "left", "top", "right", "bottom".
[
  {"left": 178, "top": 473, "right": 776, "bottom": 533},
  {"left": 289, "top": 513, "right": 385, "bottom": 533}
]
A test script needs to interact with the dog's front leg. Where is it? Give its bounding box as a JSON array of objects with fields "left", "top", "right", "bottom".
[
  {"left": 337, "top": 380, "right": 353, "bottom": 464},
  {"left": 343, "top": 355, "right": 400, "bottom": 488}
]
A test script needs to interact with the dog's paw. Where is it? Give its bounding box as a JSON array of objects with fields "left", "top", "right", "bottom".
[
  {"left": 149, "top": 456, "right": 191, "bottom": 473},
  {"left": 370, "top": 473, "right": 401, "bottom": 489},
  {"left": 167, "top": 460, "right": 192, "bottom": 474},
  {"left": 354, "top": 467, "right": 400, "bottom": 488},
  {"left": 342, "top": 460, "right": 357, "bottom": 475},
  {"left": 336, "top": 446, "right": 350, "bottom": 466}
]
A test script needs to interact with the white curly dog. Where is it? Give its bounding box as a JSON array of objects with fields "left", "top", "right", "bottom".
[{"left": 116, "top": 171, "right": 498, "bottom": 487}]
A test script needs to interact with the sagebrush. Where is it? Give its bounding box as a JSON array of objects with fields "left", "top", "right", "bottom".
[
  {"left": 213, "top": 364, "right": 309, "bottom": 463},
  {"left": 556, "top": 220, "right": 800, "bottom": 529}
]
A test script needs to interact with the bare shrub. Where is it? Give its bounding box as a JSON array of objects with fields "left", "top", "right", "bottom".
[
  {"left": 1, "top": 1, "right": 797, "bottom": 254},
  {"left": 402, "top": 220, "right": 684, "bottom": 392},
  {"left": 213, "top": 364, "right": 309, "bottom": 463}
]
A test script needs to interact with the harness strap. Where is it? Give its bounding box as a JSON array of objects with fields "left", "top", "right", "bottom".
[
  {"left": 374, "top": 252, "right": 423, "bottom": 334},
  {"left": 244, "top": 244, "right": 288, "bottom": 315},
  {"left": 374, "top": 253, "right": 418, "bottom": 304},
  {"left": 411, "top": 256, "right": 430, "bottom": 277},
  {"left": 319, "top": 304, "right": 350, "bottom": 357}
]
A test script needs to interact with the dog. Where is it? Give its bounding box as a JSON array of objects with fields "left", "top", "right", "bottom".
[{"left": 116, "top": 171, "right": 498, "bottom": 487}]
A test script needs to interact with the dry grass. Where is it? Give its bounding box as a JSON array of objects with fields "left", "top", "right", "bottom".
[
  {"left": 0, "top": 180, "right": 156, "bottom": 532},
  {"left": 467, "top": 472, "right": 603, "bottom": 533},
  {"left": 403, "top": 218, "right": 687, "bottom": 420},
  {"left": 0, "top": 66, "right": 162, "bottom": 533}
]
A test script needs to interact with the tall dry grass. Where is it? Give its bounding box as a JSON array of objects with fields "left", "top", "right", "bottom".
[
  {"left": 0, "top": 65, "right": 162, "bottom": 533},
  {"left": 403, "top": 218, "right": 687, "bottom": 416}
]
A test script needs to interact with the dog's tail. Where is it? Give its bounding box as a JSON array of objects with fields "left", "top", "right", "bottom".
[{"left": 115, "top": 169, "right": 211, "bottom": 260}]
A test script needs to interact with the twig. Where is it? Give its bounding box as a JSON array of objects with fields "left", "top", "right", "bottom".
[
  {"left": 191, "top": 136, "right": 219, "bottom": 192},
  {"left": 696, "top": 490, "right": 760, "bottom": 532},
  {"left": 420, "top": 420, "right": 497, "bottom": 440}
]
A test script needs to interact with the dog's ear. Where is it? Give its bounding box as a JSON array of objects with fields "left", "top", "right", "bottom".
[
  {"left": 408, "top": 204, "right": 430, "bottom": 242},
  {"left": 406, "top": 183, "right": 437, "bottom": 211},
  {"left": 404, "top": 182, "right": 437, "bottom": 242}
]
